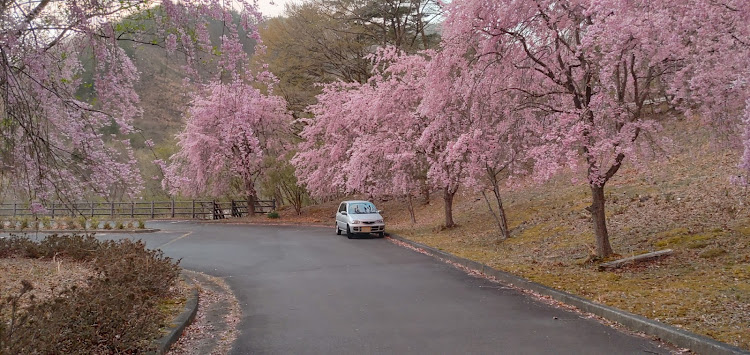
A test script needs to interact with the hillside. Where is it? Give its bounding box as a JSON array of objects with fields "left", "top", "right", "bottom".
[
  {"left": 81, "top": 14, "right": 261, "bottom": 198},
  {"left": 128, "top": 46, "right": 188, "bottom": 142},
  {"left": 119, "top": 15, "right": 259, "bottom": 145},
  {"left": 240, "top": 119, "right": 750, "bottom": 350}
]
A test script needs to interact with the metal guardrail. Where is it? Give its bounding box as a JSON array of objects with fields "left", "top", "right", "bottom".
[{"left": 0, "top": 200, "right": 276, "bottom": 220}]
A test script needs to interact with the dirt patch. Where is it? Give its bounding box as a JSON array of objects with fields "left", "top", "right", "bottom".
[{"left": 0, "top": 257, "right": 93, "bottom": 316}]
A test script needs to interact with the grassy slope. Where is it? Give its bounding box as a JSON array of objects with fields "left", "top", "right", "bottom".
[{"left": 267, "top": 121, "right": 750, "bottom": 350}]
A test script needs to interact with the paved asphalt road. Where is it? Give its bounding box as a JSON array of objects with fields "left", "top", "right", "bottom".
[{"left": 24, "top": 221, "right": 672, "bottom": 354}]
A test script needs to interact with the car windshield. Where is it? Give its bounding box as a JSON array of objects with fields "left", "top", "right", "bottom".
[{"left": 348, "top": 202, "right": 377, "bottom": 214}]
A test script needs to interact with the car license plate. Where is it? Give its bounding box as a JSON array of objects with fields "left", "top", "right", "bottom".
[{"left": 361, "top": 226, "right": 371, "bottom": 232}]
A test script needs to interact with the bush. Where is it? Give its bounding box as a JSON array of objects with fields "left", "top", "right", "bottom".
[
  {"left": 0, "top": 234, "right": 181, "bottom": 353},
  {"left": 267, "top": 211, "right": 280, "bottom": 219},
  {"left": 0, "top": 236, "right": 38, "bottom": 258},
  {"left": 77, "top": 216, "right": 88, "bottom": 229},
  {"left": 41, "top": 217, "right": 52, "bottom": 229},
  {"left": 0, "top": 234, "right": 100, "bottom": 260},
  {"left": 137, "top": 220, "right": 145, "bottom": 229},
  {"left": 19, "top": 218, "right": 29, "bottom": 230},
  {"left": 39, "top": 234, "right": 101, "bottom": 260},
  {"left": 115, "top": 221, "right": 124, "bottom": 230},
  {"left": 89, "top": 217, "right": 99, "bottom": 230},
  {"left": 103, "top": 222, "right": 112, "bottom": 230}
]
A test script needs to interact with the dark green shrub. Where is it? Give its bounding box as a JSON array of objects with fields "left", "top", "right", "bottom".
[
  {"left": 115, "top": 221, "right": 124, "bottom": 230},
  {"left": 137, "top": 220, "right": 145, "bottom": 229},
  {"left": 267, "top": 211, "right": 280, "bottom": 219}
]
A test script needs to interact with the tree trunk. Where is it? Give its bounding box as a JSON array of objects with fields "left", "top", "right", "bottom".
[
  {"left": 590, "top": 184, "right": 613, "bottom": 257},
  {"left": 482, "top": 186, "right": 510, "bottom": 240},
  {"left": 443, "top": 188, "right": 456, "bottom": 228},
  {"left": 293, "top": 190, "right": 302, "bottom": 215},
  {"left": 493, "top": 185, "right": 510, "bottom": 240},
  {"left": 246, "top": 180, "right": 256, "bottom": 217},
  {"left": 407, "top": 194, "right": 416, "bottom": 224},
  {"left": 421, "top": 181, "right": 430, "bottom": 205},
  {"left": 275, "top": 186, "right": 283, "bottom": 209}
]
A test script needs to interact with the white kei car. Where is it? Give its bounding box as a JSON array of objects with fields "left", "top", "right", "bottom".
[{"left": 335, "top": 200, "right": 385, "bottom": 239}]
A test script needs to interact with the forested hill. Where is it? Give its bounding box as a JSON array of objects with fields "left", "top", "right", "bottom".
[
  {"left": 123, "top": 42, "right": 187, "bottom": 143},
  {"left": 80, "top": 12, "right": 258, "bottom": 146},
  {"left": 83, "top": 11, "right": 259, "bottom": 198}
]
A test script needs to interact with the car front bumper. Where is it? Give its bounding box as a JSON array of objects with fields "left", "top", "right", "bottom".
[{"left": 351, "top": 224, "right": 385, "bottom": 233}]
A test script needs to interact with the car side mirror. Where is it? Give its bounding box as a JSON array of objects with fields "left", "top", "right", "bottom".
[
  {"left": 341, "top": 211, "right": 347, "bottom": 215},
  {"left": 377, "top": 210, "right": 383, "bottom": 214}
]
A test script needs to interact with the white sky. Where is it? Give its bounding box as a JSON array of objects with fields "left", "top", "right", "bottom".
[{"left": 256, "top": 0, "right": 297, "bottom": 18}]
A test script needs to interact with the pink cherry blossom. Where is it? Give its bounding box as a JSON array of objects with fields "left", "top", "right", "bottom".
[
  {"left": 295, "top": 0, "right": 750, "bottom": 255},
  {"left": 164, "top": 80, "right": 292, "bottom": 213},
  {"left": 1, "top": 0, "right": 265, "bottom": 204}
]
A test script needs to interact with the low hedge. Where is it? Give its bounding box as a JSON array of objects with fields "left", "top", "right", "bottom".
[{"left": 0, "top": 234, "right": 181, "bottom": 353}]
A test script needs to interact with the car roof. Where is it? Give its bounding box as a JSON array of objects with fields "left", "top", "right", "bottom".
[{"left": 341, "top": 200, "right": 373, "bottom": 204}]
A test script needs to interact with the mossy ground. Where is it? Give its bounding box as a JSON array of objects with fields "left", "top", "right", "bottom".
[{"left": 157, "top": 278, "right": 190, "bottom": 330}]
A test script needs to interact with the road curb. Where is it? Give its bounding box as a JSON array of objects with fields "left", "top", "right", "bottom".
[
  {"left": 11, "top": 228, "right": 161, "bottom": 234},
  {"left": 387, "top": 233, "right": 749, "bottom": 355},
  {"left": 151, "top": 272, "right": 200, "bottom": 354},
  {"left": 198, "top": 220, "right": 330, "bottom": 228},
  {"left": 98, "top": 228, "right": 161, "bottom": 234}
]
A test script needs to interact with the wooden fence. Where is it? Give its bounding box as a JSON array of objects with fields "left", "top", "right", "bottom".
[{"left": 0, "top": 200, "right": 276, "bottom": 220}]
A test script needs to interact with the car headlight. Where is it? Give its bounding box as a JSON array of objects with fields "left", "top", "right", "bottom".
[
  {"left": 352, "top": 220, "right": 362, "bottom": 224},
  {"left": 375, "top": 219, "right": 384, "bottom": 223}
]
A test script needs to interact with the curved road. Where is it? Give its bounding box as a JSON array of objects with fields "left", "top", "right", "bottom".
[{"left": 103, "top": 221, "right": 668, "bottom": 354}]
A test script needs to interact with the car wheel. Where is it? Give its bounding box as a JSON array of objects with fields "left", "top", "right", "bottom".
[
  {"left": 346, "top": 225, "right": 354, "bottom": 239},
  {"left": 336, "top": 222, "right": 341, "bottom": 235},
  {"left": 378, "top": 232, "right": 385, "bottom": 238}
]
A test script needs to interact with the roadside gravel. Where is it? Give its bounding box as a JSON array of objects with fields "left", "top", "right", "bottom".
[{"left": 168, "top": 270, "right": 241, "bottom": 355}]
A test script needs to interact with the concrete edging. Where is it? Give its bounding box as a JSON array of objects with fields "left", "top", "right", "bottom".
[
  {"left": 96, "top": 228, "right": 161, "bottom": 234},
  {"left": 199, "top": 219, "right": 330, "bottom": 228},
  {"left": 387, "top": 233, "right": 749, "bottom": 355},
  {"left": 8, "top": 228, "right": 161, "bottom": 234},
  {"left": 151, "top": 273, "right": 200, "bottom": 354}
]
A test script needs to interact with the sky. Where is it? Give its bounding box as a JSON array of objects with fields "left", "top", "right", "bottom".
[{"left": 256, "top": 0, "right": 297, "bottom": 18}]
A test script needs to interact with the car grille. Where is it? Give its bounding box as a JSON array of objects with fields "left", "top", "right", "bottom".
[{"left": 353, "top": 226, "right": 384, "bottom": 232}]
